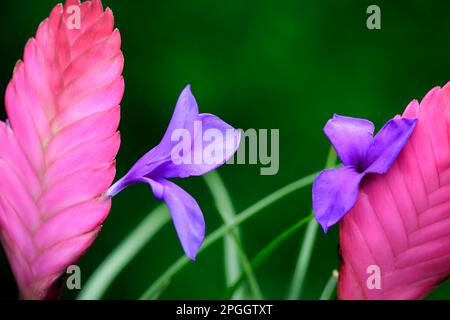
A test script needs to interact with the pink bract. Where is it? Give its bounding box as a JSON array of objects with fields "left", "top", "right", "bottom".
[
  {"left": 339, "top": 83, "right": 450, "bottom": 299},
  {"left": 0, "top": 0, "right": 123, "bottom": 299}
]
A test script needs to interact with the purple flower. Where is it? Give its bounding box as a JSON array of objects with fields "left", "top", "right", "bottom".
[
  {"left": 108, "top": 85, "right": 241, "bottom": 260},
  {"left": 313, "top": 114, "right": 417, "bottom": 232}
]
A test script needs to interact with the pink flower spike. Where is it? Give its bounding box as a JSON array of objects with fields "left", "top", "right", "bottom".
[
  {"left": 338, "top": 82, "right": 450, "bottom": 300},
  {"left": 0, "top": 0, "right": 123, "bottom": 299}
]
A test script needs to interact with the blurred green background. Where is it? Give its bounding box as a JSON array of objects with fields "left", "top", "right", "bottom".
[{"left": 1, "top": 0, "right": 450, "bottom": 299}]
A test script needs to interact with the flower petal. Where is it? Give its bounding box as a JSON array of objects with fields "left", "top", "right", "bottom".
[
  {"left": 107, "top": 85, "right": 241, "bottom": 197},
  {"left": 159, "top": 84, "right": 199, "bottom": 151},
  {"left": 324, "top": 114, "right": 375, "bottom": 166},
  {"left": 146, "top": 178, "right": 205, "bottom": 260},
  {"left": 116, "top": 85, "right": 199, "bottom": 180},
  {"left": 312, "top": 167, "right": 363, "bottom": 232},
  {"left": 363, "top": 118, "right": 417, "bottom": 174},
  {"left": 151, "top": 113, "right": 241, "bottom": 178}
]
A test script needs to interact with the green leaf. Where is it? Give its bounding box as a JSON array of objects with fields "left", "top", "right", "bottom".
[
  {"left": 319, "top": 270, "right": 339, "bottom": 300},
  {"left": 287, "top": 148, "right": 337, "bottom": 299},
  {"left": 139, "top": 172, "right": 318, "bottom": 299},
  {"left": 77, "top": 204, "right": 170, "bottom": 300},
  {"left": 204, "top": 171, "right": 262, "bottom": 299},
  {"left": 224, "top": 214, "right": 313, "bottom": 299}
]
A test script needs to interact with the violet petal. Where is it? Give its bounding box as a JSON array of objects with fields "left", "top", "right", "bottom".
[
  {"left": 107, "top": 85, "right": 240, "bottom": 260},
  {"left": 146, "top": 178, "right": 205, "bottom": 260},
  {"left": 117, "top": 85, "right": 200, "bottom": 180},
  {"left": 108, "top": 85, "right": 241, "bottom": 187},
  {"left": 151, "top": 113, "right": 241, "bottom": 178},
  {"left": 312, "top": 167, "right": 363, "bottom": 232},
  {"left": 363, "top": 118, "right": 417, "bottom": 174},
  {"left": 324, "top": 114, "right": 375, "bottom": 167},
  {"left": 158, "top": 84, "right": 199, "bottom": 153}
]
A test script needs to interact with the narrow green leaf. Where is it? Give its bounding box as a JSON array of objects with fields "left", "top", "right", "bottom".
[
  {"left": 319, "top": 270, "right": 339, "bottom": 300},
  {"left": 288, "top": 148, "right": 337, "bottom": 300},
  {"left": 204, "top": 171, "right": 262, "bottom": 299},
  {"left": 139, "top": 172, "right": 318, "bottom": 299},
  {"left": 77, "top": 205, "right": 170, "bottom": 300},
  {"left": 224, "top": 214, "right": 313, "bottom": 299}
]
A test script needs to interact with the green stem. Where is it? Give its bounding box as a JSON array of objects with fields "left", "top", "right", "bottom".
[
  {"left": 139, "top": 172, "right": 318, "bottom": 300},
  {"left": 288, "top": 148, "right": 337, "bottom": 299},
  {"left": 204, "top": 171, "right": 262, "bottom": 299},
  {"left": 319, "top": 270, "right": 339, "bottom": 300},
  {"left": 287, "top": 214, "right": 319, "bottom": 299},
  {"left": 224, "top": 214, "right": 313, "bottom": 299},
  {"left": 77, "top": 205, "right": 170, "bottom": 300}
]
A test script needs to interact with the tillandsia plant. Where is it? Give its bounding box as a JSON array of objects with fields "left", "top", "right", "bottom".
[
  {"left": 313, "top": 83, "right": 450, "bottom": 300},
  {"left": 0, "top": 0, "right": 240, "bottom": 300}
]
